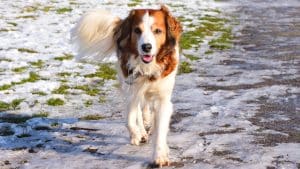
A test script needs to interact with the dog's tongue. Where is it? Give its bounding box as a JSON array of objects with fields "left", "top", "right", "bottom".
[{"left": 142, "top": 55, "right": 153, "bottom": 63}]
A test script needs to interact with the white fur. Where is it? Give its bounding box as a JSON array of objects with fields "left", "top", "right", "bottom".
[
  {"left": 71, "top": 9, "right": 120, "bottom": 61},
  {"left": 138, "top": 11, "right": 157, "bottom": 56},
  {"left": 72, "top": 9, "right": 179, "bottom": 166}
]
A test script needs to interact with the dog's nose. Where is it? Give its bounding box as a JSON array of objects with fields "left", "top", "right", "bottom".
[{"left": 141, "top": 43, "right": 152, "bottom": 53}]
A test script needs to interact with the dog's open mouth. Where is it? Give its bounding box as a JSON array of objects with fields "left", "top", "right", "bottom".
[{"left": 142, "top": 55, "right": 153, "bottom": 63}]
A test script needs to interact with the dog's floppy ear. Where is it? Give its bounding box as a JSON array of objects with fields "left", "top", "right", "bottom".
[
  {"left": 161, "top": 5, "right": 182, "bottom": 46},
  {"left": 115, "top": 10, "right": 135, "bottom": 51}
]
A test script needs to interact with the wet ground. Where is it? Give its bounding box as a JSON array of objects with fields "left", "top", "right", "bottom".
[{"left": 0, "top": 0, "right": 299, "bottom": 169}]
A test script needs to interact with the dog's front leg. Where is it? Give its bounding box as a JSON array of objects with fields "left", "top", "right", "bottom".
[
  {"left": 153, "top": 97, "right": 173, "bottom": 167},
  {"left": 127, "top": 94, "right": 143, "bottom": 145}
]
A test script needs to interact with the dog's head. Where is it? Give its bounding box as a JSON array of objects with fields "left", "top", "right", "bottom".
[{"left": 115, "top": 5, "right": 182, "bottom": 64}]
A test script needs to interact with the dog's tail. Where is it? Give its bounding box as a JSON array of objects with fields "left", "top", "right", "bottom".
[{"left": 71, "top": 9, "right": 120, "bottom": 61}]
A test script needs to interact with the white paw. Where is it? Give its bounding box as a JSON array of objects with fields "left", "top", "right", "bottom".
[
  {"left": 130, "top": 134, "right": 141, "bottom": 145},
  {"left": 153, "top": 146, "right": 170, "bottom": 168}
]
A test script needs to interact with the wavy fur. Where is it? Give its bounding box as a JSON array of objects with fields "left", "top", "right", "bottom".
[{"left": 71, "top": 9, "right": 120, "bottom": 61}]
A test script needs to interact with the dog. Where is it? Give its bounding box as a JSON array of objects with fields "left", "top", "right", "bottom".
[{"left": 71, "top": 5, "right": 182, "bottom": 167}]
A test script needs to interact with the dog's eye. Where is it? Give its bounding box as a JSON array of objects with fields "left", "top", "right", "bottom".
[
  {"left": 134, "top": 27, "right": 142, "bottom": 34},
  {"left": 154, "top": 28, "right": 162, "bottom": 34}
]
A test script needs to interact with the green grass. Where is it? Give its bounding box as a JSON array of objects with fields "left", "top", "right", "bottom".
[
  {"left": 0, "top": 58, "right": 12, "bottom": 62},
  {"left": 52, "top": 84, "right": 70, "bottom": 94},
  {"left": 127, "top": 0, "right": 142, "bottom": 7},
  {"left": 184, "top": 54, "right": 199, "bottom": 61},
  {"left": 205, "top": 50, "right": 214, "bottom": 55},
  {"left": 32, "top": 90, "right": 47, "bottom": 96},
  {"left": 180, "top": 14, "right": 232, "bottom": 50},
  {"left": 74, "top": 85, "right": 100, "bottom": 96},
  {"left": 18, "top": 48, "right": 38, "bottom": 53},
  {"left": 47, "top": 98, "right": 65, "bottom": 106},
  {"left": 98, "top": 96, "right": 106, "bottom": 103},
  {"left": 0, "top": 72, "right": 40, "bottom": 91},
  {"left": 12, "top": 66, "right": 28, "bottom": 73},
  {"left": 11, "top": 99, "right": 24, "bottom": 110},
  {"left": 56, "top": 7, "right": 72, "bottom": 14},
  {"left": 57, "top": 72, "right": 72, "bottom": 77},
  {"left": 14, "top": 72, "right": 40, "bottom": 84},
  {"left": 33, "top": 111, "right": 49, "bottom": 118},
  {"left": 208, "top": 29, "right": 233, "bottom": 50},
  {"left": 54, "top": 53, "right": 73, "bottom": 61},
  {"left": 0, "top": 84, "right": 12, "bottom": 91},
  {"left": 79, "top": 114, "right": 105, "bottom": 120},
  {"left": 7, "top": 22, "right": 18, "bottom": 26},
  {"left": 84, "top": 63, "right": 117, "bottom": 80},
  {"left": 200, "top": 15, "right": 229, "bottom": 23},
  {"left": 0, "top": 101, "right": 11, "bottom": 111},
  {"left": 16, "top": 15, "right": 36, "bottom": 19},
  {"left": 0, "top": 99, "right": 24, "bottom": 111},
  {"left": 42, "top": 6, "right": 53, "bottom": 12},
  {"left": 84, "top": 100, "right": 93, "bottom": 107},
  {"left": 178, "top": 61, "right": 193, "bottom": 74},
  {"left": 29, "top": 60, "right": 44, "bottom": 68}
]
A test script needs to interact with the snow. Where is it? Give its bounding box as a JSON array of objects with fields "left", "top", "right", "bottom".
[{"left": 0, "top": 0, "right": 300, "bottom": 169}]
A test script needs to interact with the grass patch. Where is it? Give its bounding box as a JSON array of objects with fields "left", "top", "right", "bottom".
[
  {"left": 7, "top": 22, "right": 18, "bottom": 26},
  {"left": 10, "top": 99, "right": 24, "bottom": 110},
  {"left": 98, "top": 96, "right": 106, "bottom": 103},
  {"left": 32, "top": 90, "right": 47, "bottom": 96},
  {"left": 0, "top": 101, "right": 11, "bottom": 111},
  {"left": 33, "top": 111, "right": 49, "bottom": 118},
  {"left": 57, "top": 72, "right": 72, "bottom": 77},
  {"left": 56, "top": 7, "right": 72, "bottom": 14},
  {"left": 54, "top": 53, "right": 73, "bottom": 61},
  {"left": 12, "top": 66, "right": 27, "bottom": 73},
  {"left": 128, "top": 0, "right": 142, "bottom": 7},
  {"left": 0, "top": 72, "right": 40, "bottom": 91},
  {"left": 184, "top": 54, "right": 199, "bottom": 61},
  {"left": 84, "top": 100, "right": 93, "bottom": 107},
  {"left": 209, "top": 29, "right": 233, "bottom": 50},
  {"left": 0, "top": 58, "right": 12, "bottom": 62},
  {"left": 200, "top": 15, "right": 228, "bottom": 23},
  {"left": 13, "top": 72, "right": 40, "bottom": 84},
  {"left": 29, "top": 60, "right": 44, "bottom": 68},
  {"left": 84, "top": 63, "right": 117, "bottom": 80},
  {"left": 178, "top": 16, "right": 193, "bottom": 23},
  {"left": 0, "top": 84, "right": 12, "bottom": 91},
  {"left": 178, "top": 61, "right": 193, "bottom": 74},
  {"left": 42, "top": 6, "right": 53, "bottom": 12},
  {"left": 52, "top": 84, "right": 70, "bottom": 94},
  {"left": 0, "top": 99, "right": 24, "bottom": 111},
  {"left": 16, "top": 15, "right": 36, "bottom": 19},
  {"left": 47, "top": 98, "right": 65, "bottom": 106},
  {"left": 205, "top": 50, "right": 214, "bottom": 55},
  {"left": 180, "top": 14, "right": 232, "bottom": 50},
  {"left": 74, "top": 85, "right": 100, "bottom": 96},
  {"left": 18, "top": 48, "right": 38, "bottom": 53},
  {"left": 79, "top": 114, "right": 105, "bottom": 121}
]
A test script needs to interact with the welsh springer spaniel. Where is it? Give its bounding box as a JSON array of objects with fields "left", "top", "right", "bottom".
[{"left": 72, "top": 5, "right": 182, "bottom": 167}]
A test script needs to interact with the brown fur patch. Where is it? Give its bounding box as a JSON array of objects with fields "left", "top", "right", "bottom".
[{"left": 114, "top": 6, "right": 182, "bottom": 79}]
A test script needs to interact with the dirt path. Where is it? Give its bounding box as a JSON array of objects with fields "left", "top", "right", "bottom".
[{"left": 0, "top": 0, "right": 299, "bottom": 169}]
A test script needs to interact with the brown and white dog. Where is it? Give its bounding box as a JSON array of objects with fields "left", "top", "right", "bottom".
[{"left": 71, "top": 5, "right": 182, "bottom": 167}]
